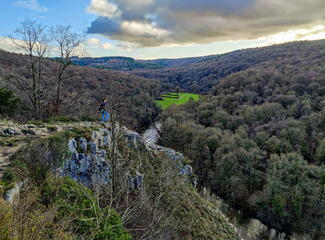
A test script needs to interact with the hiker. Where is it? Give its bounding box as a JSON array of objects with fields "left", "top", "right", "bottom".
[{"left": 99, "top": 97, "right": 110, "bottom": 122}]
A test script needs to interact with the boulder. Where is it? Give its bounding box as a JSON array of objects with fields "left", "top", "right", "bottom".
[
  {"left": 4, "top": 128, "right": 17, "bottom": 135},
  {"left": 4, "top": 182, "right": 24, "bottom": 204},
  {"left": 180, "top": 165, "right": 193, "bottom": 176},
  {"left": 21, "top": 129, "right": 36, "bottom": 135},
  {"left": 123, "top": 129, "right": 142, "bottom": 146}
]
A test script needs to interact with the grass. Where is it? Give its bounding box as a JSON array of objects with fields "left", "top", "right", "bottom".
[{"left": 155, "top": 92, "right": 200, "bottom": 109}]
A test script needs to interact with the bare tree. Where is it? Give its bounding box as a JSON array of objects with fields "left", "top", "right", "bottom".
[
  {"left": 51, "top": 25, "right": 84, "bottom": 114},
  {"left": 10, "top": 19, "right": 49, "bottom": 119}
]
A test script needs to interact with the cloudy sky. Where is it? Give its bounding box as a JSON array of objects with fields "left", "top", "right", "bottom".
[{"left": 0, "top": 0, "right": 325, "bottom": 59}]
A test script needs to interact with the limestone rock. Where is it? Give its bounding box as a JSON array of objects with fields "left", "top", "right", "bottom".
[
  {"left": 21, "top": 129, "right": 36, "bottom": 135},
  {"left": 68, "top": 138, "right": 77, "bottom": 153},
  {"left": 4, "top": 128, "right": 17, "bottom": 135},
  {"left": 4, "top": 182, "right": 23, "bottom": 204},
  {"left": 79, "top": 138, "right": 88, "bottom": 152}
]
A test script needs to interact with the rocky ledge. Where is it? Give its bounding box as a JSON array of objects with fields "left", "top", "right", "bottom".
[{"left": 58, "top": 123, "right": 195, "bottom": 188}]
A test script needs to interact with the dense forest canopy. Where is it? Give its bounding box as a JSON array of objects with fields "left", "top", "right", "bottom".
[{"left": 158, "top": 42, "right": 325, "bottom": 238}]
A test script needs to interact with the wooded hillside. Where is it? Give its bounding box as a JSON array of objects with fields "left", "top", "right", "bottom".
[{"left": 0, "top": 49, "right": 161, "bottom": 130}]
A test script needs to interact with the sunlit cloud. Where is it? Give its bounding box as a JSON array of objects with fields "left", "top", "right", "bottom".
[
  {"left": 86, "top": 37, "right": 101, "bottom": 45},
  {"left": 101, "top": 42, "right": 114, "bottom": 49},
  {"left": 256, "top": 25, "right": 325, "bottom": 46},
  {"left": 86, "top": 0, "right": 121, "bottom": 18}
]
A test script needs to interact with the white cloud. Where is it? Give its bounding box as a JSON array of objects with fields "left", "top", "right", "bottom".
[
  {"left": 14, "top": 0, "right": 48, "bottom": 13},
  {"left": 121, "top": 21, "right": 170, "bottom": 40},
  {"left": 86, "top": 0, "right": 121, "bottom": 18},
  {"left": 101, "top": 42, "right": 114, "bottom": 49},
  {"left": 84, "top": 37, "right": 117, "bottom": 51},
  {"left": 0, "top": 37, "right": 16, "bottom": 51},
  {"left": 87, "top": 37, "right": 101, "bottom": 45}
]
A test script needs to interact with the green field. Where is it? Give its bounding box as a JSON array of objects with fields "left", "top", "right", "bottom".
[{"left": 155, "top": 92, "right": 200, "bottom": 109}]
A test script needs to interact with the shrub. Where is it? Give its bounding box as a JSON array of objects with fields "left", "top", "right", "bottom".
[
  {"left": 41, "top": 177, "right": 132, "bottom": 240},
  {"left": 0, "top": 88, "right": 21, "bottom": 117}
]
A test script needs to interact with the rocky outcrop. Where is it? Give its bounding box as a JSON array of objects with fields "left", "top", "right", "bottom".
[
  {"left": 60, "top": 133, "right": 112, "bottom": 187},
  {"left": 58, "top": 124, "right": 195, "bottom": 188},
  {"left": 0, "top": 120, "right": 241, "bottom": 240}
]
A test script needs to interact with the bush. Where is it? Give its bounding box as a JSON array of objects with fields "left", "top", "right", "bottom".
[
  {"left": 0, "top": 88, "right": 21, "bottom": 117},
  {"left": 41, "top": 177, "right": 132, "bottom": 239}
]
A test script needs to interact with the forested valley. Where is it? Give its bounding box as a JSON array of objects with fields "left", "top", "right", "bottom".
[
  {"left": 133, "top": 40, "right": 325, "bottom": 94},
  {"left": 1, "top": 37, "right": 325, "bottom": 240},
  {"left": 157, "top": 43, "right": 325, "bottom": 238}
]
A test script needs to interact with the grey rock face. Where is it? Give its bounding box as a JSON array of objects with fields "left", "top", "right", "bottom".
[
  {"left": 61, "top": 149, "right": 111, "bottom": 187},
  {"left": 60, "top": 124, "right": 194, "bottom": 189},
  {"left": 68, "top": 138, "right": 77, "bottom": 153},
  {"left": 79, "top": 138, "right": 88, "bottom": 152},
  {"left": 103, "top": 133, "right": 111, "bottom": 146},
  {"left": 89, "top": 142, "right": 98, "bottom": 154},
  {"left": 123, "top": 128, "right": 142, "bottom": 147},
  {"left": 180, "top": 165, "right": 193, "bottom": 176}
]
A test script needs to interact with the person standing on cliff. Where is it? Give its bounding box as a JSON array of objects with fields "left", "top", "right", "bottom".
[{"left": 99, "top": 97, "right": 110, "bottom": 122}]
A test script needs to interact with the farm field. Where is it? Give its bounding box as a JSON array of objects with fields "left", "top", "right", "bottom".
[{"left": 155, "top": 92, "right": 200, "bottom": 109}]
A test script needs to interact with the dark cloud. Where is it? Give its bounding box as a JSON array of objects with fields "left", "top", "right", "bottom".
[
  {"left": 86, "top": 0, "right": 325, "bottom": 47},
  {"left": 87, "top": 17, "right": 121, "bottom": 35}
]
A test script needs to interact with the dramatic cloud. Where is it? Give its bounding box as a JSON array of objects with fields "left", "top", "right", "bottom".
[
  {"left": 14, "top": 0, "right": 48, "bottom": 13},
  {"left": 86, "top": 0, "right": 325, "bottom": 47}
]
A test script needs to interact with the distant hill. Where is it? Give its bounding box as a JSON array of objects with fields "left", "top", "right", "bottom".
[
  {"left": 71, "top": 40, "right": 325, "bottom": 94},
  {"left": 0, "top": 49, "right": 161, "bottom": 129},
  {"left": 133, "top": 40, "right": 325, "bottom": 92},
  {"left": 70, "top": 55, "right": 215, "bottom": 71}
]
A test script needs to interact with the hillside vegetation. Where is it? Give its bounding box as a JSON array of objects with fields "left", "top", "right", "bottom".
[
  {"left": 133, "top": 40, "right": 325, "bottom": 93},
  {"left": 0, "top": 121, "right": 239, "bottom": 240},
  {"left": 0, "top": 49, "right": 161, "bottom": 130},
  {"left": 71, "top": 55, "right": 214, "bottom": 71},
  {"left": 158, "top": 43, "right": 325, "bottom": 238}
]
